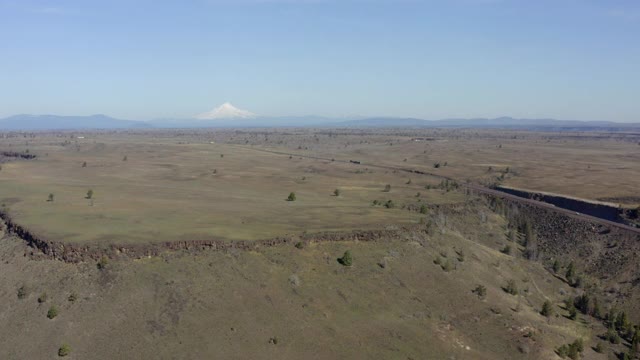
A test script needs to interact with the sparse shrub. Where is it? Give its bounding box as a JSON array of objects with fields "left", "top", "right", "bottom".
[
  {"left": 97, "top": 255, "right": 109, "bottom": 270},
  {"left": 456, "top": 250, "right": 465, "bottom": 262},
  {"left": 220, "top": 154, "right": 224, "bottom": 158},
  {"left": 593, "top": 342, "right": 604, "bottom": 353},
  {"left": 384, "top": 200, "right": 395, "bottom": 209},
  {"left": 17, "top": 286, "right": 27, "bottom": 299},
  {"left": 47, "top": 193, "right": 54, "bottom": 202},
  {"left": 383, "top": 184, "right": 391, "bottom": 192},
  {"left": 47, "top": 305, "right": 58, "bottom": 319},
  {"left": 541, "top": 300, "right": 553, "bottom": 317},
  {"left": 338, "top": 250, "right": 353, "bottom": 266},
  {"left": 333, "top": 189, "right": 341, "bottom": 197},
  {"left": 82, "top": 161, "right": 87, "bottom": 167},
  {"left": 504, "top": 280, "right": 518, "bottom": 295},
  {"left": 372, "top": 199, "right": 379, "bottom": 206},
  {"left": 122, "top": 155, "right": 127, "bottom": 161},
  {"left": 472, "top": 285, "right": 487, "bottom": 299},
  {"left": 58, "top": 344, "right": 71, "bottom": 357},
  {"left": 433, "top": 257, "right": 442, "bottom": 265},
  {"left": 38, "top": 292, "right": 47, "bottom": 303},
  {"left": 569, "top": 305, "right": 578, "bottom": 320},
  {"left": 419, "top": 205, "right": 427, "bottom": 214},
  {"left": 287, "top": 192, "right": 296, "bottom": 201},
  {"left": 86, "top": 189, "right": 93, "bottom": 199},
  {"left": 606, "top": 328, "right": 621, "bottom": 344},
  {"left": 68, "top": 292, "right": 77, "bottom": 302},
  {"left": 552, "top": 259, "right": 560, "bottom": 273},
  {"left": 556, "top": 339, "right": 584, "bottom": 359},
  {"left": 406, "top": 179, "right": 411, "bottom": 184},
  {"left": 441, "top": 259, "right": 455, "bottom": 272},
  {"left": 501, "top": 244, "right": 512, "bottom": 255}
]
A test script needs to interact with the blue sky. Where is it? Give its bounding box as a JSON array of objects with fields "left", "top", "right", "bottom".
[{"left": 1, "top": 0, "right": 639, "bottom": 121}]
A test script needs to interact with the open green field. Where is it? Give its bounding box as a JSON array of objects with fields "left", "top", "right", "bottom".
[{"left": 0, "top": 136, "right": 463, "bottom": 245}]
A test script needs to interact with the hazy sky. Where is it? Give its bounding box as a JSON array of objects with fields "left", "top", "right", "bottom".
[{"left": 1, "top": 0, "right": 639, "bottom": 121}]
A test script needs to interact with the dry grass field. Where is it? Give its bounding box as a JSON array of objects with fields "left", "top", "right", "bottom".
[
  {"left": 0, "top": 135, "right": 466, "bottom": 245},
  {"left": 1, "top": 129, "right": 638, "bottom": 359}
]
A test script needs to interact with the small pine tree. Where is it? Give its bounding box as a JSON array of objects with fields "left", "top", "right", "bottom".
[
  {"left": 339, "top": 250, "right": 353, "bottom": 266},
  {"left": 552, "top": 259, "right": 560, "bottom": 273},
  {"left": 86, "top": 189, "right": 93, "bottom": 199},
  {"left": 568, "top": 304, "right": 578, "bottom": 320},
  {"left": 566, "top": 262, "right": 575, "bottom": 282},
  {"left": 541, "top": 300, "right": 553, "bottom": 317},
  {"left": 287, "top": 192, "right": 296, "bottom": 201},
  {"left": 333, "top": 189, "right": 341, "bottom": 197},
  {"left": 47, "top": 193, "right": 54, "bottom": 202}
]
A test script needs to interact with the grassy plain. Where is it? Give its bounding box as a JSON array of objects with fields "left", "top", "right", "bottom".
[{"left": 0, "top": 135, "right": 463, "bottom": 245}]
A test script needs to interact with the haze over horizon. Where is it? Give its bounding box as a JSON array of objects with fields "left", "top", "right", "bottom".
[{"left": 1, "top": 0, "right": 639, "bottom": 122}]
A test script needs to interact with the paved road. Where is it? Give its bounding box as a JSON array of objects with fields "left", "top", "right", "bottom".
[{"left": 236, "top": 145, "right": 640, "bottom": 235}]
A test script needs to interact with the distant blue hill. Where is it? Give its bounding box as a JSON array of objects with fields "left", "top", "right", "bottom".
[
  {"left": 0, "top": 114, "right": 638, "bottom": 130},
  {"left": 0, "top": 114, "right": 148, "bottom": 130},
  {"left": 333, "top": 116, "right": 640, "bottom": 130}
]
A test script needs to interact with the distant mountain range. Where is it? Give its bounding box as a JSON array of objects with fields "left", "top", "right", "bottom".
[{"left": 1, "top": 113, "right": 639, "bottom": 131}]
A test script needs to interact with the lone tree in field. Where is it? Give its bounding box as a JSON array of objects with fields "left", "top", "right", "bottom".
[
  {"left": 287, "top": 192, "right": 296, "bottom": 201},
  {"left": 333, "top": 189, "right": 341, "bottom": 197},
  {"left": 47, "top": 193, "right": 54, "bottom": 202},
  {"left": 338, "top": 250, "right": 353, "bottom": 266},
  {"left": 383, "top": 184, "right": 391, "bottom": 192},
  {"left": 86, "top": 189, "right": 93, "bottom": 199}
]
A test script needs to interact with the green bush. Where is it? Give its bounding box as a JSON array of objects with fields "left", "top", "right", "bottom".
[
  {"left": 58, "top": 344, "right": 71, "bottom": 357},
  {"left": 287, "top": 192, "right": 296, "bottom": 201},
  {"left": 333, "top": 189, "right": 341, "bottom": 197},
  {"left": 47, "top": 305, "right": 58, "bottom": 319},
  {"left": 383, "top": 184, "right": 391, "bottom": 192},
  {"left": 338, "top": 250, "right": 353, "bottom": 266}
]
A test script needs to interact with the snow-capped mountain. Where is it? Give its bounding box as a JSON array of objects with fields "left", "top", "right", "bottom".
[{"left": 195, "top": 103, "right": 256, "bottom": 120}]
